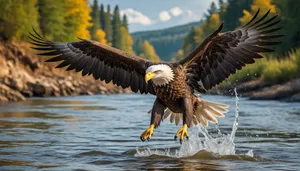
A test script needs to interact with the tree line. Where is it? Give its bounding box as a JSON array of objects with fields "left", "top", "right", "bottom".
[
  {"left": 0, "top": 0, "right": 160, "bottom": 62},
  {"left": 174, "top": 0, "right": 300, "bottom": 61},
  {"left": 132, "top": 22, "right": 198, "bottom": 61}
]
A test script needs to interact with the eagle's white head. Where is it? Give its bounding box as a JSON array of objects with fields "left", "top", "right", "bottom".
[{"left": 145, "top": 64, "right": 174, "bottom": 86}]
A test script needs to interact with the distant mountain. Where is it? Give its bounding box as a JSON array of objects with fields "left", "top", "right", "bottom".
[{"left": 131, "top": 21, "right": 200, "bottom": 61}]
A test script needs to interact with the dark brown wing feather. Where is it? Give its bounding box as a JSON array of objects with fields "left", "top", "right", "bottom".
[
  {"left": 177, "top": 9, "right": 283, "bottom": 92},
  {"left": 29, "top": 30, "right": 155, "bottom": 94}
]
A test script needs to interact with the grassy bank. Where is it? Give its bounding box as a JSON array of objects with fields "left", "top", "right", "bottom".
[{"left": 221, "top": 48, "right": 300, "bottom": 86}]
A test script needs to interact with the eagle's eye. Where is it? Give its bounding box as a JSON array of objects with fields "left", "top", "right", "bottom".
[{"left": 154, "top": 70, "right": 163, "bottom": 74}]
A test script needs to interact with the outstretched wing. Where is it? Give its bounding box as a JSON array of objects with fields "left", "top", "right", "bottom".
[
  {"left": 29, "top": 30, "right": 155, "bottom": 94},
  {"left": 177, "top": 9, "right": 283, "bottom": 92}
]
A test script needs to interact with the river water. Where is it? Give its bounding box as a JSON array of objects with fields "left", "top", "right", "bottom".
[{"left": 0, "top": 93, "right": 299, "bottom": 170}]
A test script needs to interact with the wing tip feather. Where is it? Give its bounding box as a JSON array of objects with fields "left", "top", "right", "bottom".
[{"left": 243, "top": 8, "right": 260, "bottom": 28}]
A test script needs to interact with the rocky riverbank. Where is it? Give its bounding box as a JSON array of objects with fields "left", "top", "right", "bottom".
[
  {"left": 1, "top": 41, "right": 299, "bottom": 103},
  {"left": 217, "top": 78, "right": 300, "bottom": 102},
  {"left": 0, "top": 41, "right": 129, "bottom": 103}
]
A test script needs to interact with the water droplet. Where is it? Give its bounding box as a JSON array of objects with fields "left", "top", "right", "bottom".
[{"left": 246, "top": 149, "right": 254, "bottom": 157}]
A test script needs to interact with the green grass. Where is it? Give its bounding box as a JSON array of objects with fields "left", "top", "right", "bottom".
[
  {"left": 262, "top": 57, "right": 298, "bottom": 83},
  {"left": 221, "top": 48, "right": 300, "bottom": 86}
]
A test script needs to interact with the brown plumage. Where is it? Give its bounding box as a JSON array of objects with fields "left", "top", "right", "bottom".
[
  {"left": 29, "top": 9, "right": 282, "bottom": 143},
  {"left": 180, "top": 9, "right": 283, "bottom": 92},
  {"left": 30, "top": 32, "right": 156, "bottom": 94}
]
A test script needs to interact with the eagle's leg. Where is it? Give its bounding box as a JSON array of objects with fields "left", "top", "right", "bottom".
[
  {"left": 140, "top": 98, "right": 166, "bottom": 141},
  {"left": 175, "top": 97, "right": 193, "bottom": 144},
  {"left": 174, "top": 124, "right": 189, "bottom": 144},
  {"left": 140, "top": 124, "right": 154, "bottom": 141}
]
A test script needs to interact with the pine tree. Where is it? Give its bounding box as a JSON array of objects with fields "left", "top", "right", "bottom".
[
  {"left": 0, "top": 0, "right": 39, "bottom": 40},
  {"left": 64, "top": 0, "right": 92, "bottom": 41},
  {"left": 183, "top": 26, "right": 198, "bottom": 55},
  {"left": 183, "top": 13, "right": 222, "bottom": 55},
  {"left": 222, "top": 0, "right": 253, "bottom": 31},
  {"left": 37, "top": 0, "right": 65, "bottom": 41},
  {"left": 205, "top": 2, "right": 218, "bottom": 18},
  {"left": 140, "top": 40, "right": 160, "bottom": 62},
  {"left": 133, "top": 37, "right": 144, "bottom": 55},
  {"left": 120, "top": 26, "right": 133, "bottom": 53},
  {"left": 273, "top": 0, "right": 300, "bottom": 53},
  {"left": 20, "top": 0, "right": 40, "bottom": 40},
  {"left": 104, "top": 5, "right": 112, "bottom": 45},
  {"left": 239, "top": 0, "right": 277, "bottom": 25},
  {"left": 122, "top": 15, "right": 128, "bottom": 30},
  {"left": 195, "top": 13, "right": 222, "bottom": 44},
  {"left": 89, "top": 0, "right": 100, "bottom": 40},
  {"left": 100, "top": 4, "right": 106, "bottom": 30},
  {"left": 218, "top": 0, "right": 227, "bottom": 21},
  {"left": 0, "top": 1, "right": 24, "bottom": 40},
  {"left": 112, "top": 5, "right": 122, "bottom": 49},
  {"left": 95, "top": 29, "right": 107, "bottom": 45}
]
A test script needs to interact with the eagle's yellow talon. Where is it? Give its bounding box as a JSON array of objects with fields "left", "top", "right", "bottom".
[
  {"left": 140, "top": 124, "right": 154, "bottom": 141},
  {"left": 175, "top": 124, "right": 189, "bottom": 144}
]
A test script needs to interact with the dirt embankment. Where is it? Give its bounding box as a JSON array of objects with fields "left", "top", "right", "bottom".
[{"left": 0, "top": 41, "right": 129, "bottom": 103}]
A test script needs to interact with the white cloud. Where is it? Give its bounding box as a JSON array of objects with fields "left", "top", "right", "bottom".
[
  {"left": 159, "top": 11, "right": 171, "bottom": 22},
  {"left": 158, "top": 7, "right": 195, "bottom": 24},
  {"left": 120, "top": 8, "right": 152, "bottom": 25},
  {"left": 170, "top": 7, "right": 183, "bottom": 17},
  {"left": 158, "top": 8, "right": 201, "bottom": 25},
  {"left": 184, "top": 10, "right": 201, "bottom": 22}
]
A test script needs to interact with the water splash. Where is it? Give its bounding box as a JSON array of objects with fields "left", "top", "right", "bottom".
[
  {"left": 136, "top": 88, "right": 253, "bottom": 158},
  {"left": 230, "top": 88, "right": 239, "bottom": 141}
]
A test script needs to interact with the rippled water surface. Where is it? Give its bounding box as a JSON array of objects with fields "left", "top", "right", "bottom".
[{"left": 0, "top": 94, "right": 300, "bottom": 170}]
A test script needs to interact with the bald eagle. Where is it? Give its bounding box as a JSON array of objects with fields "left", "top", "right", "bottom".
[{"left": 30, "top": 10, "right": 282, "bottom": 143}]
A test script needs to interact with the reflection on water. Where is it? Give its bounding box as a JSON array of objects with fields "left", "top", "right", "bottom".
[
  {"left": 0, "top": 111, "right": 77, "bottom": 133},
  {"left": 0, "top": 111, "right": 76, "bottom": 119},
  {"left": 0, "top": 159, "right": 32, "bottom": 167},
  {"left": 41, "top": 105, "right": 117, "bottom": 110},
  {"left": 0, "top": 94, "right": 300, "bottom": 170},
  {"left": 15, "top": 99, "right": 90, "bottom": 105},
  {"left": 0, "top": 120, "right": 55, "bottom": 130}
]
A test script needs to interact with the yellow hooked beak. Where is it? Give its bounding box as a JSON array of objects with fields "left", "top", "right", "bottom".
[{"left": 145, "top": 72, "right": 157, "bottom": 83}]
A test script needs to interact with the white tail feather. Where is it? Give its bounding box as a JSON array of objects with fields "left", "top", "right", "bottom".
[
  {"left": 175, "top": 113, "right": 181, "bottom": 125},
  {"left": 163, "top": 108, "right": 172, "bottom": 120},
  {"left": 147, "top": 99, "right": 229, "bottom": 127},
  {"left": 170, "top": 111, "right": 175, "bottom": 123},
  {"left": 200, "top": 115, "right": 208, "bottom": 126},
  {"left": 206, "top": 105, "right": 225, "bottom": 117},
  {"left": 203, "top": 100, "right": 229, "bottom": 113},
  {"left": 192, "top": 115, "right": 198, "bottom": 125},
  {"left": 163, "top": 99, "right": 228, "bottom": 127},
  {"left": 201, "top": 108, "right": 218, "bottom": 123},
  {"left": 195, "top": 99, "right": 228, "bottom": 126}
]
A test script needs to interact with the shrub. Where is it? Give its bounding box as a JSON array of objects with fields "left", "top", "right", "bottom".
[
  {"left": 262, "top": 58, "right": 298, "bottom": 83},
  {"left": 221, "top": 48, "right": 300, "bottom": 86}
]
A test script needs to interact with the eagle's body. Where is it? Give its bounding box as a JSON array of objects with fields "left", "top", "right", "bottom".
[
  {"left": 150, "top": 65, "right": 197, "bottom": 128},
  {"left": 152, "top": 66, "right": 187, "bottom": 112},
  {"left": 30, "top": 10, "right": 282, "bottom": 143}
]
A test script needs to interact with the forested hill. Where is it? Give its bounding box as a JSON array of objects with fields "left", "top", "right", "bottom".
[{"left": 131, "top": 21, "right": 200, "bottom": 61}]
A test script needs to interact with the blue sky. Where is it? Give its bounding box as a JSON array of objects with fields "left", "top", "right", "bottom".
[{"left": 98, "top": 0, "right": 218, "bottom": 33}]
